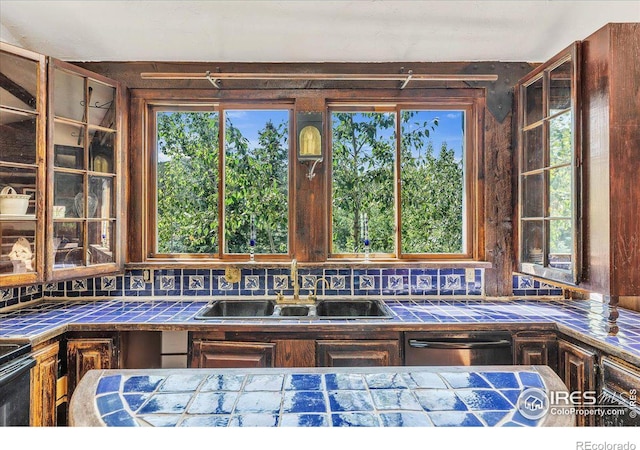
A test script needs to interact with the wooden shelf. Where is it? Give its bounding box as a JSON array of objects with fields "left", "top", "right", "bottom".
[{"left": 0, "top": 214, "right": 36, "bottom": 221}]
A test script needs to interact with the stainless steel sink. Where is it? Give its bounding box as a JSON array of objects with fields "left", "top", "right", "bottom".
[
  {"left": 194, "top": 300, "right": 276, "bottom": 319},
  {"left": 276, "top": 305, "right": 312, "bottom": 317},
  {"left": 315, "top": 299, "right": 392, "bottom": 318},
  {"left": 194, "top": 298, "right": 392, "bottom": 320}
]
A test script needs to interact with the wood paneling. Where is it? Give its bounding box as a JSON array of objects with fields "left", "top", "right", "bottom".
[
  {"left": 274, "top": 339, "right": 315, "bottom": 367},
  {"left": 580, "top": 23, "right": 640, "bottom": 308}
]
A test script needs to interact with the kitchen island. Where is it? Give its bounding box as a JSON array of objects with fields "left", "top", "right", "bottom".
[{"left": 70, "top": 365, "right": 574, "bottom": 427}]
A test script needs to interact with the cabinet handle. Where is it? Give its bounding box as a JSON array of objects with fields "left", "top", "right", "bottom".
[{"left": 408, "top": 339, "right": 511, "bottom": 349}]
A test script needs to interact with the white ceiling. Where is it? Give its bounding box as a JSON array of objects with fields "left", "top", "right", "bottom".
[{"left": 1, "top": 1, "right": 639, "bottom": 63}]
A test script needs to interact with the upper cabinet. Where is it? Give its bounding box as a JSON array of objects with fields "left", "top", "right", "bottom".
[
  {"left": 47, "top": 59, "right": 124, "bottom": 280},
  {"left": 0, "top": 44, "right": 124, "bottom": 287},
  {"left": 0, "top": 43, "right": 46, "bottom": 286},
  {"left": 516, "top": 43, "right": 581, "bottom": 285}
]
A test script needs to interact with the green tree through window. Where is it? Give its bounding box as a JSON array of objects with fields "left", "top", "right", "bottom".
[
  {"left": 156, "top": 109, "right": 289, "bottom": 255},
  {"left": 331, "top": 109, "right": 465, "bottom": 256}
]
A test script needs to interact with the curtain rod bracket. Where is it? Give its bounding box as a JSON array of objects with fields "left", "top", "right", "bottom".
[
  {"left": 205, "top": 71, "right": 220, "bottom": 89},
  {"left": 400, "top": 70, "right": 413, "bottom": 90}
]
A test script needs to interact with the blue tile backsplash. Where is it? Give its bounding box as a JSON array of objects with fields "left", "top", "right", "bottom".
[{"left": 0, "top": 268, "right": 565, "bottom": 310}]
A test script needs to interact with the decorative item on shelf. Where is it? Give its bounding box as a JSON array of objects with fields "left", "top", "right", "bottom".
[
  {"left": 74, "top": 192, "right": 98, "bottom": 218},
  {"left": 8, "top": 237, "right": 34, "bottom": 273},
  {"left": 361, "top": 212, "right": 370, "bottom": 261},
  {"left": 0, "top": 186, "right": 30, "bottom": 215},
  {"left": 249, "top": 214, "right": 256, "bottom": 261},
  {"left": 297, "top": 112, "right": 323, "bottom": 180},
  {"left": 529, "top": 247, "right": 543, "bottom": 264},
  {"left": 52, "top": 205, "right": 66, "bottom": 219}
]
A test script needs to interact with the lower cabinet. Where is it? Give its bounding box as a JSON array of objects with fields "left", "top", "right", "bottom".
[
  {"left": 557, "top": 339, "right": 597, "bottom": 426},
  {"left": 67, "top": 335, "right": 119, "bottom": 399},
  {"left": 599, "top": 356, "right": 640, "bottom": 426},
  {"left": 316, "top": 340, "right": 402, "bottom": 367},
  {"left": 513, "top": 332, "right": 558, "bottom": 371},
  {"left": 189, "top": 333, "right": 403, "bottom": 368},
  {"left": 30, "top": 341, "right": 60, "bottom": 427},
  {"left": 191, "top": 340, "right": 276, "bottom": 368}
]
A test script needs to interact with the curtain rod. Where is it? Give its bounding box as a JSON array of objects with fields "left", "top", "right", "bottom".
[{"left": 140, "top": 70, "right": 498, "bottom": 89}]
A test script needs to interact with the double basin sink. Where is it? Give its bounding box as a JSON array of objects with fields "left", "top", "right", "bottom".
[{"left": 194, "top": 298, "right": 393, "bottom": 320}]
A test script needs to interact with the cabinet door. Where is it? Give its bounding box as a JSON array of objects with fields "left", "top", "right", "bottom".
[
  {"left": 513, "top": 333, "right": 558, "bottom": 372},
  {"left": 47, "top": 58, "right": 124, "bottom": 280},
  {"left": 516, "top": 42, "right": 581, "bottom": 285},
  {"left": 191, "top": 340, "right": 276, "bottom": 368},
  {"left": 316, "top": 340, "right": 401, "bottom": 367},
  {"left": 67, "top": 338, "right": 115, "bottom": 396},
  {"left": 599, "top": 356, "right": 640, "bottom": 426},
  {"left": 557, "top": 339, "right": 596, "bottom": 426},
  {"left": 30, "top": 341, "right": 59, "bottom": 427},
  {"left": 0, "top": 42, "right": 47, "bottom": 286}
]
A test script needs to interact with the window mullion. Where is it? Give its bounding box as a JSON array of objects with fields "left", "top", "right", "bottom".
[
  {"left": 395, "top": 107, "right": 402, "bottom": 258},
  {"left": 218, "top": 108, "right": 225, "bottom": 259}
]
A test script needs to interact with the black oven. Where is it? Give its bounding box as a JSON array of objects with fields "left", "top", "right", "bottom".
[{"left": 0, "top": 343, "right": 35, "bottom": 427}]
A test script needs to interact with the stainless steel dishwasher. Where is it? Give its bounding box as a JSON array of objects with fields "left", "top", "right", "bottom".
[{"left": 404, "top": 331, "right": 513, "bottom": 366}]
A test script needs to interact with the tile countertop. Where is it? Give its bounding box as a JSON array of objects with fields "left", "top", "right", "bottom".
[
  {"left": 0, "top": 298, "right": 639, "bottom": 366},
  {"left": 69, "top": 365, "right": 574, "bottom": 427}
]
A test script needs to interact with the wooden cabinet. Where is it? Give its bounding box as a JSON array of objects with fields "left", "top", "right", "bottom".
[
  {"left": 0, "top": 43, "right": 125, "bottom": 285},
  {"left": 579, "top": 23, "right": 640, "bottom": 311},
  {"left": 67, "top": 336, "right": 118, "bottom": 397},
  {"left": 190, "top": 331, "right": 402, "bottom": 368},
  {"left": 516, "top": 42, "right": 581, "bottom": 285},
  {"left": 599, "top": 356, "right": 640, "bottom": 426},
  {"left": 0, "top": 42, "right": 47, "bottom": 286},
  {"left": 316, "top": 340, "right": 401, "bottom": 367},
  {"left": 47, "top": 59, "right": 125, "bottom": 280},
  {"left": 191, "top": 340, "right": 276, "bottom": 368},
  {"left": 30, "top": 341, "right": 60, "bottom": 427},
  {"left": 513, "top": 332, "right": 558, "bottom": 372},
  {"left": 557, "top": 339, "right": 597, "bottom": 426}
]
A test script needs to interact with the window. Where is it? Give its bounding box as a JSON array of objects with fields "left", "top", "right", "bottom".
[
  {"left": 330, "top": 104, "right": 474, "bottom": 259},
  {"left": 517, "top": 44, "right": 580, "bottom": 284},
  {"left": 152, "top": 105, "right": 291, "bottom": 259}
]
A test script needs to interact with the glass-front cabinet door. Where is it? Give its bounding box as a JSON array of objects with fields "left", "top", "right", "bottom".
[
  {"left": 516, "top": 43, "right": 581, "bottom": 285},
  {"left": 0, "top": 43, "right": 46, "bottom": 286},
  {"left": 47, "top": 59, "right": 123, "bottom": 279}
]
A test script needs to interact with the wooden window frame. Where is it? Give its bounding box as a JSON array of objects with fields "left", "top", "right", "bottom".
[
  {"left": 516, "top": 43, "right": 581, "bottom": 285},
  {"left": 145, "top": 101, "right": 295, "bottom": 262},
  {"left": 327, "top": 100, "right": 481, "bottom": 261}
]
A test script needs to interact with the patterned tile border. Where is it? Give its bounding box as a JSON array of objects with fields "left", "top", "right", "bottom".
[{"left": 0, "top": 269, "right": 565, "bottom": 311}]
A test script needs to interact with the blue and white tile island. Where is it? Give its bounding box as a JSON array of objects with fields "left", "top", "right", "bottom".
[{"left": 69, "top": 366, "right": 574, "bottom": 427}]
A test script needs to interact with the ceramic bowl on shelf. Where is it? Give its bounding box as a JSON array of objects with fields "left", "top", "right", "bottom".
[{"left": 0, "top": 186, "right": 30, "bottom": 215}]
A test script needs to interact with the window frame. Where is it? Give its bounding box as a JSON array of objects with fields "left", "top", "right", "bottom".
[
  {"left": 516, "top": 43, "right": 581, "bottom": 285},
  {"left": 327, "top": 100, "right": 480, "bottom": 261},
  {"left": 145, "top": 101, "right": 295, "bottom": 262}
]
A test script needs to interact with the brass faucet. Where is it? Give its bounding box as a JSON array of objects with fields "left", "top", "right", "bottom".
[
  {"left": 291, "top": 259, "right": 299, "bottom": 301},
  {"left": 276, "top": 259, "right": 302, "bottom": 304},
  {"left": 307, "top": 277, "right": 330, "bottom": 302}
]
